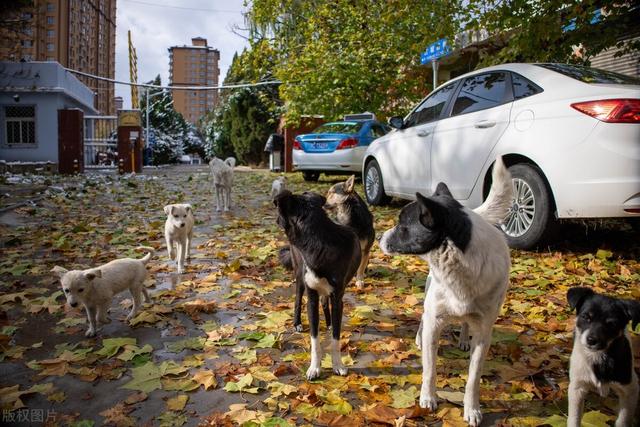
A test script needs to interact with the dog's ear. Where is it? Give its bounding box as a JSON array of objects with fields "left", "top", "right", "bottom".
[
  {"left": 567, "top": 287, "right": 594, "bottom": 312},
  {"left": 416, "top": 192, "right": 445, "bottom": 229},
  {"left": 274, "top": 190, "right": 293, "bottom": 209},
  {"left": 51, "top": 266, "right": 68, "bottom": 277},
  {"left": 163, "top": 204, "right": 173, "bottom": 215},
  {"left": 84, "top": 269, "right": 102, "bottom": 281},
  {"left": 621, "top": 299, "right": 640, "bottom": 329},
  {"left": 433, "top": 182, "right": 453, "bottom": 198},
  {"left": 344, "top": 175, "right": 355, "bottom": 193},
  {"left": 183, "top": 204, "right": 192, "bottom": 213}
]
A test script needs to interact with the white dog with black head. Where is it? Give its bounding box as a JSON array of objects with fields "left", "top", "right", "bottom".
[
  {"left": 379, "top": 156, "right": 513, "bottom": 426},
  {"left": 164, "top": 203, "right": 194, "bottom": 274}
]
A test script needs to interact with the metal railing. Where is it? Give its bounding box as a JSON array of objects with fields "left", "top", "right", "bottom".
[{"left": 84, "top": 115, "right": 118, "bottom": 168}]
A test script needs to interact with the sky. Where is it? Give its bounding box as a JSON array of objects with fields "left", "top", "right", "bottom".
[{"left": 114, "top": 0, "right": 250, "bottom": 109}]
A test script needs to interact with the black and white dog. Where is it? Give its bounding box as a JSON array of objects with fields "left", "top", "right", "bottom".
[
  {"left": 324, "top": 175, "right": 375, "bottom": 289},
  {"left": 567, "top": 287, "right": 640, "bottom": 427},
  {"left": 379, "top": 156, "right": 513, "bottom": 426},
  {"left": 274, "top": 190, "right": 361, "bottom": 379}
]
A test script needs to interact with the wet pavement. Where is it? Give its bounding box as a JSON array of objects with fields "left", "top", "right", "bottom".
[{"left": 0, "top": 165, "right": 638, "bottom": 426}]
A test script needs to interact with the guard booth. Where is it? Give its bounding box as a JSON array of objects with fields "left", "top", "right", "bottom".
[{"left": 117, "top": 110, "right": 143, "bottom": 173}]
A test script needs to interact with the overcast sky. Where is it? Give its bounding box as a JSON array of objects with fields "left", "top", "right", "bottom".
[{"left": 114, "top": 0, "right": 250, "bottom": 109}]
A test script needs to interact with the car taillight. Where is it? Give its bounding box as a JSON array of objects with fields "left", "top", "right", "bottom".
[
  {"left": 293, "top": 140, "right": 302, "bottom": 150},
  {"left": 571, "top": 99, "right": 640, "bottom": 123},
  {"left": 336, "top": 138, "right": 358, "bottom": 150}
]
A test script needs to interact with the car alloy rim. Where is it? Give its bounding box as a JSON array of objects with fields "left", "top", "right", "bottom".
[
  {"left": 366, "top": 166, "right": 380, "bottom": 201},
  {"left": 502, "top": 178, "right": 535, "bottom": 238}
]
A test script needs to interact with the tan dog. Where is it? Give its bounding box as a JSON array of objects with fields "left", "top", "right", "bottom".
[
  {"left": 163, "top": 203, "right": 194, "bottom": 274},
  {"left": 52, "top": 247, "right": 154, "bottom": 337},
  {"left": 324, "top": 175, "right": 375, "bottom": 289}
]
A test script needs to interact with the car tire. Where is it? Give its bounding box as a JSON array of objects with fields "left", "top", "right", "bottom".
[
  {"left": 502, "top": 163, "right": 557, "bottom": 250},
  {"left": 302, "top": 172, "right": 320, "bottom": 182},
  {"left": 364, "top": 159, "right": 391, "bottom": 206}
]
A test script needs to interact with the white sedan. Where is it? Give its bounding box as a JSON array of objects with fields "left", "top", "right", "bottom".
[{"left": 362, "top": 63, "right": 640, "bottom": 249}]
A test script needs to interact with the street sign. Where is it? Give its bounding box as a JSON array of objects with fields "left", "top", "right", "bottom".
[{"left": 420, "top": 38, "right": 451, "bottom": 64}]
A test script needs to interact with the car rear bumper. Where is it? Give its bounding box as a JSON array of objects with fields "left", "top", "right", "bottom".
[
  {"left": 551, "top": 122, "right": 640, "bottom": 218},
  {"left": 292, "top": 147, "right": 365, "bottom": 172}
]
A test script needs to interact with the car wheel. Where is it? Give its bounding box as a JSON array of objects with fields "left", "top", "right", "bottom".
[
  {"left": 502, "top": 163, "right": 557, "bottom": 250},
  {"left": 364, "top": 159, "right": 391, "bottom": 206},
  {"left": 302, "top": 172, "right": 320, "bottom": 182}
]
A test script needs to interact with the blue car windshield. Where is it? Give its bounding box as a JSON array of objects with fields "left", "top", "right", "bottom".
[{"left": 311, "top": 122, "right": 363, "bottom": 134}]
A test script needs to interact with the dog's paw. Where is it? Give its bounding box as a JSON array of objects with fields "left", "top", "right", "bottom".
[
  {"left": 458, "top": 338, "right": 470, "bottom": 352},
  {"left": 355, "top": 279, "right": 364, "bottom": 289},
  {"left": 463, "top": 406, "right": 482, "bottom": 427},
  {"left": 419, "top": 394, "right": 438, "bottom": 412},
  {"left": 306, "top": 365, "right": 321, "bottom": 380},
  {"left": 415, "top": 334, "right": 422, "bottom": 350},
  {"left": 332, "top": 365, "right": 348, "bottom": 376},
  {"left": 216, "top": 207, "right": 221, "bottom": 212},
  {"left": 85, "top": 328, "right": 96, "bottom": 337},
  {"left": 294, "top": 324, "right": 303, "bottom": 333},
  {"left": 177, "top": 266, "right": 184, "bottom": 274}
]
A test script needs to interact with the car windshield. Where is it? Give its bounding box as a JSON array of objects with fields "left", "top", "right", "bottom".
[
  {"left": 311, "top": 122, "right": 363, "bottom": 134},
  {"left": 537, "top": 63, "right": 640, "bottom": 85}
]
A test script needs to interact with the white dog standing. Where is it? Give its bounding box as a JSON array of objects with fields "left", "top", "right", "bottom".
[
  {"left": 379, "top": 157, "right": 513, "bottom": 426},
  {"left": 271, "top": 176, "right": 287, "bottom": 200},
  {"left": 52, "top": 247, "right": 154, "bottom": 337},
  {"left": 164, "top": 203, "right": 194, "bottom": 274},
  {"left": 209, "top": 157, "right": 235, "bottom": 212}
]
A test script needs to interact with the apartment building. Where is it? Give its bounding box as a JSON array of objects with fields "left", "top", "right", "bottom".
[
  {"left": 168, "top": 37, "right": 220, "bottom": 124},
  {"left": 0, "top": 0, "right": 117, "bottom": 115}
]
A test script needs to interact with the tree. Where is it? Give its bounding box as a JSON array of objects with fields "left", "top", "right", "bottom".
[
  {"left": 201, "top": 46, "right": 281, "bottom": 165},
  {"left": 246, "top": 0, "right": 464, "bottom": 123},
  {"left": 464, "top": 0, "right": 640, "bottom": 66}
]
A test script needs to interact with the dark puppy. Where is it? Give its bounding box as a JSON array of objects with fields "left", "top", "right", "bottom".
[
  {"left": 324, "top": 175, "right": 375, "bottom": 289},
  {"left": 274, "top": 190, "right": 361, "bottom": 380},
  {"left": 567, "top": 287, "right": 640, "bottom": 427}
]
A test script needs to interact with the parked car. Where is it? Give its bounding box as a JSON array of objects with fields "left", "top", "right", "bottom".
[
  {"left": 362, "top": 63, "right": 640, "bottom": 249},
  {"left": 293, "top": 114, "right": 391, "bottom": 181}
]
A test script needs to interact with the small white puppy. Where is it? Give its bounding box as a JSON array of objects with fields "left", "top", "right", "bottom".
[
  {"left": 52, "top": 247, "right": 154, "bottom": 337},
  {"left": 271, "top": 176, "right": 287, "bottom": 200},
  {"left": 163, "top": 203, "right": 194, "bottom": 274},
  {"left": 209, "top": 157, "right": 235, "bottom": 212}
]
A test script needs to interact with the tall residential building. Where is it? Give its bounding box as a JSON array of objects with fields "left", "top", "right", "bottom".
[
  {"left": 168, "top": 37, "right": 220, "bottom": 124},
  {"left": 0, "top": 0, "right": 117, "bottom": 115}
]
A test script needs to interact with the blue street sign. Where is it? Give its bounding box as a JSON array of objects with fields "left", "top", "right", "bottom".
[{"left": 420, "top": 38, "right": 451, "bottom": 64}]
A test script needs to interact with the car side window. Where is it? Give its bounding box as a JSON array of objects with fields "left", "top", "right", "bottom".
[
  {"left": 511, "top": 72, "right": 543, "bottom": 100},
  {"left": 371, "top": 124, "right": 388, "bottom": 138},
  {"left": 404, "top": 82, "right": 457, "bottom": 128},
  {"left": 451, "top": 72, "right": 508, "bottom": 116}
]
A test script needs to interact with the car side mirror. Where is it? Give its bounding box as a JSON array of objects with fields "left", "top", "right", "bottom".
[{"left": 388, "top": 116, "right": 404, "bottom": 129}]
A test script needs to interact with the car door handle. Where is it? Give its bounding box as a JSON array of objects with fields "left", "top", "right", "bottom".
[
  {"left": 474, "top": 120, "right": 496, "bottom": 128},
  {"left": 417, "top": 130, "right": 431, "bottom": 137}
]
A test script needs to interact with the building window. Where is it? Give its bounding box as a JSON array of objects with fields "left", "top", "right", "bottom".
[
  {"left": 47, "top": 2, "right": 55, "bottom": 11},
  {"left": 47, "top": 43, "right": 55, "bottom": 52},
  {"left": 47, "top": 16, "right": 54, "bottom": 25},
  {"left": 47, "top": 30, "right": 55, "bottom": 38},
  {"left": 21, "top": 40, "right": 33, "bottom": 48},
  {"left": 46, "top": 57, "right": 54, "bottom": 61},
  {"left": 23, "top": 12, "right": 32, "bottom": 20},
  {"left": 4, "top": 106, "right": 36, "bottom": 146}
]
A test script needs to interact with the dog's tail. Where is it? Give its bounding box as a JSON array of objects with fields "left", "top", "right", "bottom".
[
  {"left": 135, "top": 246, "right": 155, "bottom": 265},
  {"left": 278, "top": 246, "right": 293, "bottom": 271},
  {"left": 473, "top": 156, "right": 513, "bottom": 225},
  {"left": 224, "top": 157, "right": 236, "bottom": 168}
]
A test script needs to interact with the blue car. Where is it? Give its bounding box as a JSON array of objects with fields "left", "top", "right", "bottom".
[{"left": 293, "top": 115, "right": 390, "bottom": 181}]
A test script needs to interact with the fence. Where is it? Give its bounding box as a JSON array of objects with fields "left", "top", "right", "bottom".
[{"left": 84, "top": 115, "right": 118, "bottom": 168}]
